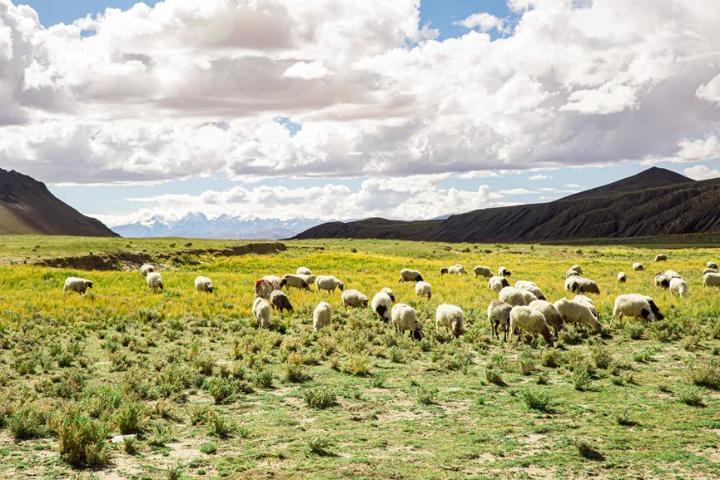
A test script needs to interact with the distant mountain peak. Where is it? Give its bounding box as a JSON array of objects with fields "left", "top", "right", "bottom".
[{"left": 563, "top": 166, "right": 693, "bottom": 201}]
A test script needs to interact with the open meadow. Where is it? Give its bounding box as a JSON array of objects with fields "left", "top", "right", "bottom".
[{"left": 0, "top": 237, "right": 719, "bottom": 479}]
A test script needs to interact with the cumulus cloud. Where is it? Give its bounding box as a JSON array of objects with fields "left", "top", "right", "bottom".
[
  {"left": 683, "top": 165, "right": 720, "bottom": 181},
  {"left": 456, "top": 12, "right": 507, "bottom": 33},
  {"left": 529, "top": 174, "right": 551, "bottom": 180}
]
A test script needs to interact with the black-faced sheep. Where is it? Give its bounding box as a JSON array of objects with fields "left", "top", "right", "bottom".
[
  {"left": 498, "top": 266, "right": 511, "bottom": 277},
  {"left": 146, "top": 272, "right": 164, "bottom": 293},
  {"left": 380, "top": 287, "right": 395, "bottom": 302},
  {"left": 612, "top": 294, "right": 663, "bottom": 323},
  {"left": 473, "top": 266, "right": 493, "bottom": 278},
  {"left": 391, "top": 303, "right": 423, "bottom": 340},
  {"left": 564, "top": 275, "right": 600, "bottom": 295},
  {"left": 282, "top": 274, "right": 311, "bottom": 291},
  {"left": 194, "top": 276, "right": 214, "bottom": 293},
  {"left": 399, "top": 269, "right": 423, "bottom": 282},
  {"left": 617, "top": 272, "right": 627, "bottom": 283},
  {"left": 316, "top": 275, "right": 344, "bottom": 293},
  {"left": 371, "top": 291, "right": 394, "bottom": 322},
  {"left": 565, "top": 265, "right": 583, "bottom": 278},
  {"left": 488, "top": 276, "right": 510, "bottom": 293},
  {"left": 707, "top": 261, "right": 718, "bottom": 270},
  {"left": 270, "top": 290, "right": 293, "bottom": 313},
  {"left": 64, "top": 277, "right": 93, "bottom": 295},
  {"left": 654, "top": 273, "right": 670, "bottom": 288},
  {"left": 140, "top": 264, "right": 155, "bottom": 277},
  {"left": 632, "top": 262, "right": 644, "bottom": 271}
]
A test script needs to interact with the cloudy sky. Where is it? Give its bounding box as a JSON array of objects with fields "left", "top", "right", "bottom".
[{"left": 2, "top": 0, "right": 720, "bottom": 227}]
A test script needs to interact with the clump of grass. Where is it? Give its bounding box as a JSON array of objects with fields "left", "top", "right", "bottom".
[
  {"left": 283, "top": 364, "right": 310, "bottom": 384},
  {"left": 115, "top": 401, "right": 144, "bottom": 434},
  {"left": 415, "top": 386, "right": 436, "bottom": 405},
  {"left": 303, "top": 387, "right": 338, "bottom": 410},
  {"left": 205, "top": 377, "right": 236, "bottom": 404},
  {"left": 518, "top": 349, "right": 537, "bottom": 375},
  {"left": 486, "top": 367, "right": 505, "bottom": 386},
  {"left": 306, "top": 436, "right": 334, "bottom": 456},
  {"left": 576, "top": 440, "right": 605, "bottom": 461},
  {"left": 253, "top": 369, "right": 274, "bottom": 389},
  {"left": 678, "top": 388, "right": 705, "bottom": 407},
  {"left": 522, "top": 389, "right": 553, "bottom": 412},
  {"left": 200, "top": 441, "right": 217, "bottom": 455},
  {"left": 689, "top": 358, "right": 720, "bottom": 390},
  {"left": 123, "top": 436, "right": 138, "bottom": 455},
  {"left": 207, "top": 412, "right": 235, "bottom": 439},
  {"left": 541, "top": 348, "right": 562, "bottom": 368},
  {"left": 189, "top": 405, "right": 210, "bottom": 425},
  {"left": 624, "top": 322, "right": 645, "bottom": 340},
  {"left": 616, "top": 410, "right": 638, "bottom": 427},
  {"left": 8, "top": 407, "right": 46, "bottom": 440},
  {"left": 572, "top": 368, "right": 593, "bottom": 392},
  {"left": 342, "top": 354, "right": 371, "bottom": 376},
  {"left": 369, "top": 374, "right": 386, "bottom": 388},
  {"left": 57, "top": 412, "right": 109, "bottom": 468},
  {"left": 590, "top": 344, "right": 613, "bottom": 370}
]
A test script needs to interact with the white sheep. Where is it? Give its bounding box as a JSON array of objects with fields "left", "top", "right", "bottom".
[
  {"left": 254, "top": 279, "right": 274, "bottom": 299},
  {"left": 380, "top": 287, "right": 395, "bottom": 302},
  {"left": 488, "top": 276, "right": 510, "bottom": 293},
  {"left": 707, "top": 261, "right": 718, "bottom": 270},
  {"left": 573, "top": 294, "right": 599, "bottom": 320},
  {"left": 499, "top": 286, "right": 537, "bottom": 306},
  {"left": 498, "top": 266, "right": 511, "bottom": 277},
  {"left": 554, "top": 298, "right": 602, "bottom": 333},
  {"left": 528, "top": 300, "right": 563, "bottom": 337},
  {"left": 435, "top": 304, "right": 464, "bottom": 337},
  {"left": 515, "top": 280, "right": 546, "bottom": 301},
  {"left": 140, "top": 263, "right": 155, "bottom": 277},
  {"left": 146, "top": 272, "right": 164, "bottom": 293},
  {"left": 415, "top": 281, "right": 432, "bottom": 299},
  {"left": 565, "top": 265, "right": 583, "bottom": 278},
  {"left": 63, "top": 277, "right": 93, "bottom": 295},
  {"left": 612, "top": 294, "right": 664, "bottom": 323},
  {"left": 391, "top": 303, "right": 423, "bottom": 340},
  {"left": 342, "top": 289, "right": 369, "bottom": 308},
  {"left": 703, "top": 268, "right": 718, "bottom": 275},
  {"left": 297, "top": 267, "right": 312, "bottom": 276},
  {"left": 262, "top": 275, "right": 284, "bottom": 290},
  {"left": 663, "top": 269, "right": 682, "bottom": 279},
  {"left": 564, "top": 275, "right": 600, "bottom": 294},
  {"left": 252, "top": 297, "right": 271, "bottom": 329},
  {"left": 316, "top": 275, "right": 345, "bottom": 293},
  {"left": 194, "top": 276, "right": 214, "bottom": 293},
  {"left": 487, "top": 300, "right": 512, "bottom": 341},
  {"left": 632, "top": 262, "right": 644, "bottom": 271},
  {"left": 509, "top": 306, "right": 554, "bottom": 346},
  {"left": 371, "top": 291, "right": 394, "bottom": 322},
  {"left": 703, "top": 272, "right": 720, "bottom": 288},
  {"left": 669, "top": 277, "right": 689, "bottom": 298},
  {"left": 313, "top": 301, "right": 333, "bottom": 331},
  {"left": 448, "top": 264, "right": 467, "bottom": 275},
  {"left": 399, "top": 268, "right": 424, "bottom": 282},
  {"left": 473, "top": 266, "right": 493, "bottom": 278},
  {"left": 654, "top": 273, "right": 670, "bottom": 288},
  {"left": 617, "top": 272, "right": 627, "bottom": 283},
  {"left": 282, "top": 274, "right": 311, "bottom": 291},
  {"left": 297, "top": 274, "right": 316, "bottom": 285},
  {"left": 655, "top": 254, "right": 667, "bottom": 262},
  {"left": 270, "top": 290, "right": 293, "bottom": 313}
]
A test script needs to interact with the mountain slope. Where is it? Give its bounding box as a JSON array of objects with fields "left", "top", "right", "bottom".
[
  {"left": 0, "top": 169, "right": 117, "bottom": 237},
  {"left": 295, "top": 168, "right": 720, "bottom": 242}
]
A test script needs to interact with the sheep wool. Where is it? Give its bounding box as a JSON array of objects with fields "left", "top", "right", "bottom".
[
  {"left": 415, "top": 281, "right": 432, "bottom": 299},
  {"left": 573, "top": 295, "right": 598, "bottom": 320},
  {"left": 316, "top": 275, "right": 345, "bottom": 293},
  {"left": 254, "top": 279, "right": 274, "bottom": 299},
  {"left": 399, "top": 269, "right": 424, "bottom": 282},
  {"left": 64, "top": 277, "right": 93, "bottom": 295},
  {"left": 296, "top": 267, "right": 312, "bottom": 276},
  {"left": 617, "top": 272, "right": 627, "bottom": 283},
  {"left": 262, "top": 275, "right": 284, "bottom": 290},
  {"left": 473, "top": 266, "right": 493, "bottom": 278},
  {"left": 282, "top": 274, "right": 311, "bottom": 291},
  {"left": 270, "top": 290, "right": 293, "bottom": 313},
  {"left": 499, "top": 286, "right": 537, "bottom": 306},
  {"left": 435, "top": 304, "right": 464, "bottom": 337},
  {"left": 564, "top": 275, "right": 600, "bottom": 295},
  {"left": 669, "top": 277, "right": 689, "bottom": 298},
  {"left": 632, "top": 262, "right": 644, "bottom": 271},
  {"left": 342, "top": 289, "right": 369, "bottom": 308},
  {"left": 313, "top": 302, "right": 333, "bottom": 331},
  {"left": 655, "top": 254, "right": 667, "bottom": 262},
  {"left": 487, "top": 300, "right": 512, "bottom": 341},
  {"left": 612, "top": 294, "right": 663, "bottom": 322},
  {"left": 380, "top": 287, "right": 395, "bottom": 302},
  {"left": 371, "top": 292, "right": 394, "bottom": 322},
  {"left": 140, "top": 263, "right": 155, "bottom": 277},
  {"left": 194, "top": 276, "right": 214, "bottom": 293},
  {"left": 528, "top": 299, "right": 563, "bottom": 336},
  {"left": 554, "top": 298, "right": 602, "bottom": 332},
  {"left": 391, "top": 303, "right": 423, "bottom": 340},
  {"left": 515, "top": 280, "right": 546, "bottom": 300},
  {"left": 488, "top": 276, "right": 510, "bottom": 293},
  {"left": 146, "top": 272, "right": 164, "bottom": 292},
  {"left": 252, "top": 297, "right": 271, "bottom": 329},
  {"left": 703, "top": 272, "right": 720, "bottom": 288},
  {"left": 707, "top": 261, "right": 718, "bottom": 270},
  {"left": 509, "top": 306, "right": 554, "bottom": 346}
]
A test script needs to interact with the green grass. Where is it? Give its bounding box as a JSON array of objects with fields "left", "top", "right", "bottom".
[{"left": 0, "top": 237, "right": 718, "bottom": 478}]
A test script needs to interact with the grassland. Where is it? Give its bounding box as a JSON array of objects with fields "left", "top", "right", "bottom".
[{"left": 0, "top": 237, "right": 719, "bottom": 479}]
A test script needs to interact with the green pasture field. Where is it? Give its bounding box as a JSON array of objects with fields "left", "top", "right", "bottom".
[{"left": 0, "top": 237, "right": 719, "bottom": 479}]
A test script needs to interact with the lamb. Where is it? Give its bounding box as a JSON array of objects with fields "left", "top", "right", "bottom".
[
  {"left": 669, "top": 277, "right": 689, "bottom": 298},
  {"left": 509, "top": 306, "right": 554, "bottom": 346},
  {"left": 399, "top": 269, "right": 424, "bottom": 282},
  {"left": 270, "top": 290, "right": 293, "bottom": 313},
  {"left": 617, "top": 272, "right": 627, "bottom": 283},
  {"left": 313, "top": 301, "right": 333, "bottom": 331},
  {"left": 632, "top": 262, "right": 644, "bottom": 271},
  {"left": 612, "top": 294, "right": 664, "bottom": 322},
  {"left": 565, "top": 265, "right": 583, "bottom": 278},
  {"left": 391, "top": 303, "right": 423, "bottom": 340},
  {"left": 500, "top": 286, "right": 538, "bottom": 306},
  {"left": 488, "top": 276, "right": 510, "bottom": 293},
  {"left": 515, "top": 280, "right": 546, "bottom": 301},
  {"left": 703, "top": 272, "right": 720, "bottom": 288},
  {"left": 528, "top": 300, "right": 563, "bottom": 337},
  {"left": 707, "top": 261, "right": 718, "bottom": 270},
  {"left": 63, "top": 277, "right": 93, "bottom": 295},
  {"left": 380, "top": 287, "right": 395, "bottom": 302},
  {"left": 473, "top": 266, "right": 493, "bottom": 278},
  {"left": 254, "top": 279, "right": 274, "bottom": 299},
  {"left": 146, "top": 272, "right": 164, "bottom": 293},
  {"left": 194, "top": 276, "right": 214, "bottom": 293},
  {"left": 554, "top": 298, "right": 602, "bottom": 333},
  {"left": 371, "top": 291, "right": 394, "bottom": 322},
  {"left": 564, "top": 275, "right": 600, "bottom": 294},
  {"left": 316, "top": 275, "right": 344, "bottom": 293},
  {"left": 573, "top": 295, "right": 599, "bottom": 320},
  {"left": 498, "top": 266, "right": 511, "bottom": 277},
  {"left": 252, "top": 297, "right": 271, "bottom": 329},
  {"left": 487, "top": 300, "right": 512, "bottom": 341},
  {"left": 435, "top": 304, "right": 464, "bottom": 337},
  {"left": 655, "top": 254, "right": 667, "bottom": 262},
  {"left": 447, "top": 264, "right": 467, "bottom": 275},
  {"left": 342, "top": 289, "right": 369, "bottom": 308},
  {"left": 296, "top": 267, "right": 312, "bottom": 276},
  {"left": 282, "top": 274, "right": 311, "bottom": 291},
  {"left": 415, "top": 281, "right": 432, "bottom": 299},
  {"left": 262, "top": 275, "right": 285, "bottom": 290},
  {"left": 654, "top": 273, "right": 670, "bottom": 288},
  {"left": 140, "top": 263, "right": 155, "bottom": 277}
]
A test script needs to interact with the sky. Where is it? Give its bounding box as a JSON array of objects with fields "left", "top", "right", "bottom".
[{"left": 2, "top": 0, "right": 720, "bottom": 228}]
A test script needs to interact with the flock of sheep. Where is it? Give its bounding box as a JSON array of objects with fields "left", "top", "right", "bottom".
[{"left": 60, "top": 255, "right": 720, "bottom": 347}]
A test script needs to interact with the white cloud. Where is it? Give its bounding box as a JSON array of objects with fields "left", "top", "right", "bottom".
[
  {"left": 499, "top": 188, "right": 534, "bottom": 195},
  {"left": 683, "top": 165, "right": 720, "bottom": 180},
  {"left": 697, "top": 73, "right": 720, "bottom": 104},
  {"left": 529, "top": 174, "right": 551, "bottom": 180},
  {"left": 282, "top": 61, "right": 332, "bottom": 80},
  {"left": 674, "top": 134, "right": 720, "bottom": 163},
  {"left": 456, "top": 13, "right": 507, "bottom": 33}
]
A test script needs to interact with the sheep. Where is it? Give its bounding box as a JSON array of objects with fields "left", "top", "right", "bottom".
[
  {"left": 254, "top": 279, "right": 274, "bottom": 299},
  {"left": 296, "top": 267, "right": 312, "bottom": 276},
  {"left": 554, "top": 298, "right": 602, "bottom": 333},
  {"left": 499, "top": 286, "right": 538, "bottom": 306},
  {"left": 515, "top": 280, "right": 546, "bottom": 301},
  {"left": 435, "top": 304, "right": 464, "bottom": 337},
  {"left": 146, "top": 272, "right": 164, "bottom": 293},
  {"left": 707, "top": 261, "right": 718, "bottom": 270},
  {"left": 262, "top": 275, "right": 285, "bottom": 290},
  {"left": 371, "top": 292, "right": 394, "bottom": 322},
  {"left": 654, "top": 273, "right": 670, "bottom": 288},
  {"left": 655, "top": 254, "right": 667, "bottom": 262},
  {"left": 528, "top": 300, "right": 563, "bottom": 337},
  {"left": 448, "top": 264, "right": 467, "bottom": 275},
  {"left": 509, "top": 306, "right": 554, "bottom": 346},
  {"left": 669, "top": 277, "right": 689, "bottom": 298},
  {"left": 63, "top": 277, "right": 93, "bottom": 295},
  {"left": 617, "top": 272, "right": 627, "bottom": 283},
  {"left": 252, "top": 297, "right": 271, "bottom": 329},
  {"left": 488, "top": 276, "right": 510, "bottom": 293},
  {"left": 564, "top": 275, "right": 600, "bottom": 294},
  {"left": 194, "top": 276, "right": 214, "bottom": 293},
  {"left": 270, "top": 290, "right": 293, "bottom": 313},
  {"left": 380, "top": 287, "right": 395, "bottom": 302},
  {"left": 473, "top": 266, "right": 493, "bottom": 278},
  {"left": 313, "top": 301, "right": 333, "bottom": 331},
  {"left": 573, "top": 295, "right": 599, "bottom": 320},
  {"left": 498, "top": 266, "right": 511, "bottom": 277},
  {"left": 342, "top": 289, "right": 369, "bottom": 308},
  {"left": 140, "top": 263, "right": 155, "bottom": 277},
  {"left": 565, "top": 265, "right": 583, "bottom": 278},
  {"left": 297, "top": 274, "right": 316, "bottom": 285},
  {"left": 487, "top": 300, "right": 512, "bottom": 341},
  {"left": 663, "top": 269, "right": 682, "bottom": 279},
  {"left": 316, "top": 275, "right": 344, "bottom": 293},
  {"left": 415, "top": 281, "right": 432, "bottom": 299},
  {"left": 703, "top": 272, "right": 720, "bottom": 288},
  {"left": 391, "top": 303, "right": 423, "bottom": 340},
  {"left": 440, "top": 267, "right": 449, "bottom": 275},
  {"left": 632, "top": 262, "right": 644, "bottom": 271},
  {"left": 612, "top": 294, "right": 664, "bottom": 322},
  {"left": 282, "top": 274, "right": 311, "bottom": 291},
  {"left": 399, "top": 269, "right": 424, "bottom": 282},
  {"left": 703, "top": 268, "right": 718, "bottom": 275}
]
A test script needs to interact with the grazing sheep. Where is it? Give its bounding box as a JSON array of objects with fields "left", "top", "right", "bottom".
[
  {"left": 448, "top": 264, "right": 467, "bottom": 275},
  {"left": 399, "top": 269, "right": 424, "bottom": 282},
  {"left": 528, "top": 300, "right": 563, "bottom": 337},
  {"left": 252, "top": 297, "right": 271, "bottom": 329},
  {"left": 270, "top": 290, "right": 293, "bottom": 313},
  {"left": 554, "top": 298, "right": 602, "bottom": 333},
  {"left": 297, "top": 274, "right": 316, "bottom": 285},
  {"left": 612, "top": 294, "right": 663, "bottom": 322},
  {"left": 487, "top": 300, "right": 512, "bottom": 341},
  {"left": 654, "top": 273, "right": 670, "bottom": 288},
  {"left": 415, "top": 281, "right": 432, "bottom": 299},
  {"left": 663, "top": 269, "right": 682, "bottom": 279},
  {"left": 296, "top": 267, "right": 312, "bottom": 276},
  {"left": 565, "top": 265, "right": 583, "bottom": 278},
  {"left": 380, "top": 287, "right": 395, "bottom": 302},
  {"left": 391, "top": 303, "right": 423, "bottom": 340},
  {"left": 704, "top": 272, "right": 720, "bottom": 288},
  {"left": 63, "top": 277, "right": 93, "bottom": 295},
  {"left": 573, "top": 295, "right": 599, "bottom": 320},
  {"left": 371, "top": 292, "right": 394, "bottom": 322},
  {"left": 498, "top": 266, "right": 511, "bottom": 277},
  {"left": 515, "top": 280, "right": 546, "bottom": 301},
  {"left": 655, "top": 254, "right": 667, "bottom": 262},
  {"left": 440, "top": 267, "right": 449, "bottom": 275},
  {"left": 509, "top": 306, "right": 554, "bottom": 346},
  {"left": 313, "top": 302, "right": 333, "bottom": 331},
  {"left": 342, "top": 289, "right": 369, "bottom": 308},
  {"left": 435, "top": 304, "right": 465, "bottom": 337},
  {"left": 488, "top": 276, "right": 510, "bottom": 293},
  {"left": 500, "top": 286, "right": 538, "bottom": 306},
  {"left": 146, "top": 272, "right": 164, "bottom": 293},
  {"left": 632, "top": 262, "right": 644, "bottom": 271},
  {"left": 473, "top": 266, "right": 493, "bottom": 278},
  {"left": 282, "top": 274, "right": 311, "bottom": 291},
  {"left": 669, "top": 277, "right": 689, "bottom": 298},
  {"left": 617, "top": 272, "right": 627, "bottom": 283},
  {"left": 703, "top": 268, "right": 718, "bottom": 275},
  {"left": 316, "top": 275, "right": 344, "bottom": 293},
  {"left": 194, "top": 276, "right": 214, "bottom": 293},
  {"left": 707, "top": 261, "right": 718, "bottom": 270},
  {"left": 254, "top": 279, "right": 274, "bottom": 299},
  {"left": 140, "top": 263, "right": 155, "bottom": 277},
  {"left": 262, "top": 275, "right": 285, "bottom": 290},
  {"left": 564, "top": 275, "right": 600, "bottom": 295}
]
